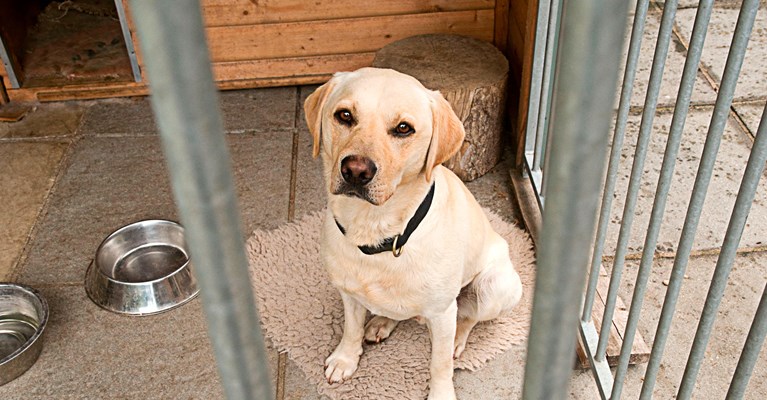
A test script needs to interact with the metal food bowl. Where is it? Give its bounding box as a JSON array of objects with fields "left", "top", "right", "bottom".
[
  {"left": 85, "top": 220, "right": 199, "bottom": 316},
  {"left": 0, "top": 284, "right": 48, "bottom": 386}
]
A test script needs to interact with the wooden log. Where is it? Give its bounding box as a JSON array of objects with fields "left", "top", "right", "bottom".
[{"left": 373, "top": 34, "right": 508, "bottom": 181}]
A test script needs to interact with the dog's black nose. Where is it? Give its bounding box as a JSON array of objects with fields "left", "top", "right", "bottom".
[{"left": 341, "top": 155, "right": 377, "bottom": 186}]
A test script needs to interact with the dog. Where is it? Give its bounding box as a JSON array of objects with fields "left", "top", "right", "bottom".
[{"left": 304, "top": 67, "right": 523, "bottom": 400}]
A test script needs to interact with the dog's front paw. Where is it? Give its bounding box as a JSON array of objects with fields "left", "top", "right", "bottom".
[
  {"left": 324, "top": 351, "right": 360, "bottom": 384},
  {"left": 427, "top": 383, "right": 457, "bottom": 400}
]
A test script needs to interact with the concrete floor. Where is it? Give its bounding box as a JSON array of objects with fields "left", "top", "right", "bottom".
[{"left": 1, "top": 1, "right": 766, "bottom": 399}]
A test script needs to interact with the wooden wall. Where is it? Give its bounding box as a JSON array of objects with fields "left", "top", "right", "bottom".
[{"left": 1, "top": 0, "right": 537, "bottom": 128}]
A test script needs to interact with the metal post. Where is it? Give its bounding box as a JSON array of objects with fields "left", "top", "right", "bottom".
[
  {"left": 129, "top": 1, "right": 273, "bottom": 399},
  {"left": 582, "top": 0, "right": 650, "bottom": 324},
  {"left": 726, "top": 281, "right": 767, "bottom": 400},
  {"left": 521, "top": 1, "right": 630, "bottom": 398},
  {"left": 610, "top": 1, "right": 715, "bottom": 398}
]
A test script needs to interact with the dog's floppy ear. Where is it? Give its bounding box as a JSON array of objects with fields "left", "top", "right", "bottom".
[
  {"left": 303, "top": 76, "right": 342, "bottom": 158},
  {"left": 424, "top": 90, "right": 465, "bottom": 181}
]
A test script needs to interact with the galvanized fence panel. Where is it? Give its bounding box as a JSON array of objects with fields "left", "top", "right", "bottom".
[{"left": 521, "top": 0, "right": 766, "bottom": 399}]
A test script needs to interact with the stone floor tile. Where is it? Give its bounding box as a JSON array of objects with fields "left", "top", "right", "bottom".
[
  {"left": 0, "top": 142, "right": 67, "bottom": 281},
  {"left": 0, "top": 102, "right": 85, "bottom": 139},
  {"left": 674, "top": 6, "right": 767, "bottom": 102},
  {"left": 602, "top": 108, "right": 767, "bottom": 256},
  {"left": 79, "top": 97, "right": 158, "bottom": 135},
  {"left": 613, "top": 252, "right": 767, "bottom": 398},
  {"left": 80, "top": 87, "right": 298, "bottom": 136},
  {"left": 734, "top": 101, "right": 766, "bottom": 137},
  {"left": 18, "top": 133, "right": 292, "bottom": 285},
  {"left": 220, "top": 87, "right": 298, "bottom": 133},
  {"left": 619, "top": 10, "right": 719, "bottom": 110},
  {"left": 0, "top": 285, "right": 279, "bottom": 399}
]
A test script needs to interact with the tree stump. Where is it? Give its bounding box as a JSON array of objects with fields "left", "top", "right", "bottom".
[{"left": 373, "top": 34, "right": 508, "bottom": 181}]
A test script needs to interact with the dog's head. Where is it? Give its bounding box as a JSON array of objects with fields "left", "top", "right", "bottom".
[{"left": 304, "top": 68, "right": 465, "bottom": 206}]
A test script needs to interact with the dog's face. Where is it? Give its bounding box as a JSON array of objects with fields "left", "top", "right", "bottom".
[{"left": 304, "top": 68, "right": 465, "bottom": 206}]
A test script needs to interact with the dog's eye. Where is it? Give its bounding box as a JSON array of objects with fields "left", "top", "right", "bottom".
[
  {"left": 334, "top": 109, "right": 354, "bottom": 126},
  {"left": 393, "top": 122, "right": 415, "bottom": 137}
]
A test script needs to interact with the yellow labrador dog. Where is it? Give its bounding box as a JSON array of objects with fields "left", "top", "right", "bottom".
[{"left": 304, "top": 68, "right": 522, "bottom": 400}]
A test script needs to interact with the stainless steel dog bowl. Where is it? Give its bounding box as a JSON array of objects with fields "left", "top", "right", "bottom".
[
  {"left": 85, "top": 220, "right": 199, "bottom": 316},
  {"left": 0, "top": 283, "right": 48, "bottom": 386}
]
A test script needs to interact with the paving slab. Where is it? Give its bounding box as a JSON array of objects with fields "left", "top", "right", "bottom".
[
  {"left": 0, "top": 142, "right": 67, "bottom": 281},
  {"left": 674, "top": 5, "right": 767, "bottom": 102},
  {"left": 0, "top": 102, "right": 85, "bottom": 139},
  {"left": 0, "top": 285, "right": 280, "bottom": 399},
  {"left": 618, "top": 9, "right": 719, "bottom": 110},
  {"left": 79, "top": 97, "right": 158, "bottom": 135},
  {"left": 18, "top": 133, "right": 292, "bottom": 285},
  {"left": 219, "top": 87, "right": 298, "bottom": 134},
  {"left": 611, "top": 252, "right": 767, "bottom": 399},
  {"left": 602, "top": 108, "right": 767, "bottom": 257},
  {"left": 80, "top": 87, "right": 298, "bottom": 136}
]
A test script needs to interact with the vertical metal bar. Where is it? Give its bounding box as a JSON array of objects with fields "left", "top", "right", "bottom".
[
  {"left": 532, "top": 0, "right": 561, "bottom": 172},
  {"left": 726, "top": 281, "right": 767, "bottom": 400},
  {"left": 0, "top": 35, "right": 20, "bottom": 88},
  {"left": 582, "top": 0, "right": 650, "bottom": 323},
  {"left": 114, "top": 0, "right": 143, "bottom": 82},
  {"left": 524, "top": 0, "right": 552, "bottom": 162},
  {"left": 596, "top": 0, "right": 680, "bottom": 361},
  {"left": 128, "top": 1, "right": 273, "bottom": 399},
  {"left": 521, "top": 1, "right": 630, "bottom": 398},
  {"left": 640, "top": 1, "right": 760, "bottom": 397},
  {"left": 610, "top": 2, "right": 715, "bottom": 398},
  {"left": 677, "top": 83, "right": 766, "bottom": 400},
  {"left": 536, "top": 0, "right": 563, "bottom": 199}
]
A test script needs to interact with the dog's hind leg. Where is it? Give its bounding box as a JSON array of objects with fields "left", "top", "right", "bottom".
[
  {"left": 364, "top": 315, "right": 400, "bottom": 343},
  {"left": 454, "top": 242, "right": 522, "bottom": 359}
]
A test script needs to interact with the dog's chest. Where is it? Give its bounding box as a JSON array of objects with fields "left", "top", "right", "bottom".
[{"left": 329, "top": 258, "right": 427, "bottom": 320}]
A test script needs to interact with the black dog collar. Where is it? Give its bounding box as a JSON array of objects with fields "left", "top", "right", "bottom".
[{"left": 335, "top": 183, "right": 436, "bottom": 257}]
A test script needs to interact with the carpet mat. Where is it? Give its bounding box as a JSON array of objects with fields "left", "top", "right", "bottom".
[{"left": 247, "top": 209, "right": 536, "bottom": 399}]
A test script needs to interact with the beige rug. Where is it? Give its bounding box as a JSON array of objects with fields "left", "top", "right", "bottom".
[{"left": 247, "top": 209, "right": 536, "bottom": 399}]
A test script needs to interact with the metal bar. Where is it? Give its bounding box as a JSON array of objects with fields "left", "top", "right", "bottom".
[
  {"left": 128, "top": 1, "right": 273, "bottom": 399},
  {"left": 537, "top": 0, "right": 563, "bottom": 199},
  {"left": 521, "top": 1, "right": 630, "bottom": 398},
  {"left": 676, "top": 70, "right": 766, "bottom": 399},
  {"left": 532, "top": 0, "right": 561, "bottom": 172},
  {"left": 726, "top": 280, "right": 767, "bottom": 400},
  {"left": 114, "top": 0, "right": 143, "bottom": 82},
  {"left": 596, "top": 0, "right": 680, "bottom": 361},
  {"left": 582, "top": 0, "right": 650, "bottom": 323},
  {"left": 579, "top": 320, "right": 614, "bottom": 399},
  {"left": 0, "top": 35, "right": 20, "bottom": 89},
  {"left": 610, "top": 1, "right": 715, "bottom": 398},
  {"left": 524, "top": 0, "right": 552, "bottom": 165}
]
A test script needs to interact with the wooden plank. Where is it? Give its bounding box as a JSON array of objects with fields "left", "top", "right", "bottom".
[
  {"left": 506, "top": 0, "right": 527, "bottom": 73},
  {"left": 514, "top": 0, "right": 539, "bottom": 169},
  {"left": 24, "top": 74, "right": 330, "bottom": 102},
  {"left": 211, "top": 53, "right": 375, "bottom": 82},
  {"left": 509, "top": 168, "right": 542, "bottom": 245},
  {"left": 201, "top": 0, "right": 494, "bottom": 27},
  {"left": 494, "top": 0, "right": 510, "bottom": 54},
  {"left": 575, "top": 265, "right": 651, "bottom": 368},
  {"left": 205, "top": 10, "right": 495, "bottom": 63}
]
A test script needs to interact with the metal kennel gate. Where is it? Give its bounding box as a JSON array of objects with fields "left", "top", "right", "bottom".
[
  {"left": 520, "top": 0, "right": 767, "bottom": 399},
  {"left": 126, "top": 0, "right": 766, "bottom": 399}
]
